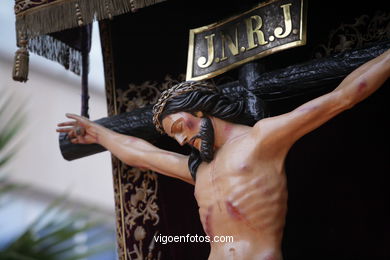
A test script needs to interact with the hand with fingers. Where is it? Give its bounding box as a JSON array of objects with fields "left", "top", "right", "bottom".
[{"left": 56, "top": 113, "right": 100, "bottom": 144}]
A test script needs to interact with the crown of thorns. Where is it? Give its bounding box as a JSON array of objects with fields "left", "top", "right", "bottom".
[{"left": 152, "top": 81, "right": 217, "bottom": 133}]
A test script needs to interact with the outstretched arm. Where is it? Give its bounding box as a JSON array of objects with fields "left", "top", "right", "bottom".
[
  {"left": 255, "top": 48, "right": 390, "bottom": 155},
  {"left": 57, "top": 114, "right": 194, "bottom": 185}
]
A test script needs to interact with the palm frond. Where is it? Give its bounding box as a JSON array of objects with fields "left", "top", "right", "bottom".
[
  {"left": 1, "top": 195, "right": 114, "bottom": 259},
  {"left": 0, "top": 91, "right": 114, "bottom": 259},
  {"left": 0, "top": 91, "right": 25, "bottom": 176}
]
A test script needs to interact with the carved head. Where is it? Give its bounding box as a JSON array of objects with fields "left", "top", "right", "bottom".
[
  {"left": 152, "top": 81, "right": 245, "bottom": 180},
  {"left": 152, "top": 81, "right": 217, "bottom": 133}
]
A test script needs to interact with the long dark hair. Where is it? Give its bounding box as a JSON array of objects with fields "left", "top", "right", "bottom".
[{"left": 159, "top": 89, "right": 255, "bottom": 180}]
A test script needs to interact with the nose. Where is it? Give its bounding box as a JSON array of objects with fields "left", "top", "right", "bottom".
[{"left": 174, "top": 133, "right": 187, "bottom": 146}]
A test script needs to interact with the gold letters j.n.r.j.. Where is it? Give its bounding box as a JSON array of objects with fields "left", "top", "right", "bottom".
[
  {"left": 220, "top": 26, "right": 239, "bottom": 62},
  {"left": 197, "top": 34, "right": 215, "bottom": 68},
  {"left": 245, "top": 15, "right": 268, "bottom": 51},
  {"left": 196, "top": 3, "right": 294, "bottom": 69},
  {"left": 274, "top": 3, "right": 292, "bottom": 39}
]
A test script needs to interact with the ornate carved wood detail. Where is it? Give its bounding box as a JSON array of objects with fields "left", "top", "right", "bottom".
[
  {"left": 122, "top": 167, "right": 160, "bottom": 260},
  {"left": 314, "top": 11, "right": 390, "bottom": 58},
  {"left": 115, "top": 74, "right": 186, "bottom": 113}
]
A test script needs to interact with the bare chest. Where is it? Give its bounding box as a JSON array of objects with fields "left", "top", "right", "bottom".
[{"left": 194, "top": 143, "right": 287, "bottom": 237}]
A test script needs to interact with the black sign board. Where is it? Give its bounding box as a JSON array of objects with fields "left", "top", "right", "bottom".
[{"left": 186, "top": 0, "right": 307, "bottom": 81}]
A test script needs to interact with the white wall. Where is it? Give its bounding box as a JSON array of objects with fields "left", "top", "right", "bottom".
[
  {"left": 0, "top": 56, "right": 115, "bottom": 213},
  {"left": 0, "top": 0, "right": 115, "bottom": 213}
]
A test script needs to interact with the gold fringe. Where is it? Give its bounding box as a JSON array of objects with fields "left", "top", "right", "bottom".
[
  {"left": 130, "top": 0, "right": 167, "bottom": 12},
  {"left": 14, "top": 0, "right": 166, "bottom": 80},
  {"left": 16, "top": 0, "right": 167, "bottom": 39}
]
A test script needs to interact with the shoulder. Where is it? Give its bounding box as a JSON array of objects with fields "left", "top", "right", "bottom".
[
  {"left": 252, "top": 116, "right": 284, "bottom": 141},
  {"left": 249, "top": 117, "right": 293, "bottom": 157}
]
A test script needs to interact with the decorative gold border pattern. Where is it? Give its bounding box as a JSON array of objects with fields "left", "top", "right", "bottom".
[
  {"left": 186, "top": 0, "right": 307, "bottom": 81},
  {"left": 100, "top": 20, "right": 187, "bottom": 260},
  {"left": 99, "top": 20, "right": 126, "bottom": 259}
]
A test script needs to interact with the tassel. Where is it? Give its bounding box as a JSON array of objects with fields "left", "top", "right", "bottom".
[{"left": 12, "top": 32, "right": 29, "bottom": 82}]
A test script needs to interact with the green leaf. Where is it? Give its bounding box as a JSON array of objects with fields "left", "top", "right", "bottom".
[{"left": 0, "top": 92, "right": 113, "bottom": 260}]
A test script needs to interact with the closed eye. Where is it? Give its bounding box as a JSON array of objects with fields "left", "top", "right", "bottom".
[{"left": 171, "top": 120, "right": 183, "bottom": 135}]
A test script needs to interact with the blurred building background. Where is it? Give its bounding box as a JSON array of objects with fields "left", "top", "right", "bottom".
[{"left": 0, "top": 0, "right": 117, "bottom": 259}]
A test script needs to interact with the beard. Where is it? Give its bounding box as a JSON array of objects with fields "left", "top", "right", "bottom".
[
  {"left": 195, "top": 117, "right": 215, "bottom": 162},
  {"left": 188, "top": 116, "right": 215, "bottom": 181}
]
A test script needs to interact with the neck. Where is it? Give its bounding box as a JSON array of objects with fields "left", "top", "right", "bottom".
[{"left": 209, "top": 117, "right": 250, "bottom": 149}]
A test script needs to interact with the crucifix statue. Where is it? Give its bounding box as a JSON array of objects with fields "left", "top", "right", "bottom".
[{"left": 57, "top": 48, "right": 389, "bottom": 260}]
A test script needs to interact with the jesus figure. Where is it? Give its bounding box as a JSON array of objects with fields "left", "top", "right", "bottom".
[{"left": 57, "top": 49, "right": 389, "bottom": 260}]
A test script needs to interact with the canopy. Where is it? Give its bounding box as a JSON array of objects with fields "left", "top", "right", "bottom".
[{"left": 13, "top": 0, "right": 166, "bottom": 81}]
